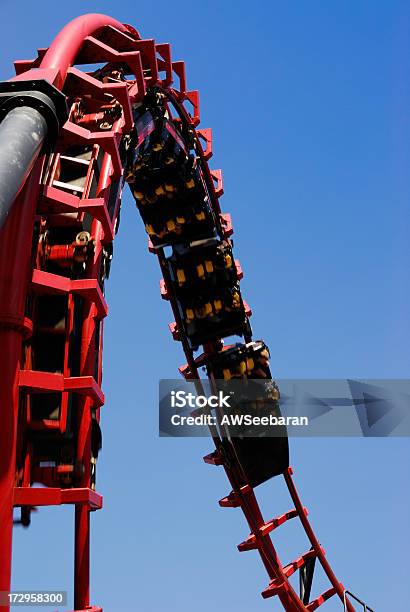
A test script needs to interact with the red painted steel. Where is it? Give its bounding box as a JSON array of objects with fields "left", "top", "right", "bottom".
[
  {"left": 40, "top": 14, "right": 138, "bottom": 87},
  {"left": 0, "top": 13, "right": 363, "bottom": 612},
  {"left": 14, "top": 488, "right": 102, "bottom": 509},
  {"left": 0, "top": 161, "right": 44, "bottom": 611}
]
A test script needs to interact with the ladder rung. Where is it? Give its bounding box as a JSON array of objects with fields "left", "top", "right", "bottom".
[
  {"left": 261, "top": 578, "right": 285, "bottom": 599},
  {"left": 52, "top": 179, "right": 85, "bottom": 194},
  {"left": 238, "top": 508, "right": 306, "bottom": 552},
  {"left": 219, "top": 491, "right": 240, "bottom": 508},
  {"left": 238, "top": 535, "right": 259, "bottom": 552},
  {"left": 59, "top": 154, "right": 91, "bottom": 166},
  {"left": 159, "top": 279, "right": 169, "bottom": 300},
  {"left": 218, "top": 484, "right": 252, "bottom": 508},
  {"left": 283, "top": 549, "right": 317, "bottom": 578},
  {"left": 306, "top": 586, "right": 337, "bottom": 610},
  {"left": 263, "top": 507, "right": 308, "bottom": 533},
  {"left": 203, "top": 451, "right": 223, "bottom": 466}
]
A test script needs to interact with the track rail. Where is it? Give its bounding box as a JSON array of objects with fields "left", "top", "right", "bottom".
[{"left": 0, "top": 14, "right": 359, "bottom": 611}]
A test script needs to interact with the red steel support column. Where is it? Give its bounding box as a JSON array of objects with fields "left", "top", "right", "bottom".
[
  {"left": 74, "top": 507, "right": 90, "bottom": 610},
  {"left": 74, "top": 319, "right": 93, "bottom": 611},
  {"left": 74, "top": 154, "right": 112, "bottom": 609},
  {"left": 0, "top": 162, "right": 43, "bottom": 611}
]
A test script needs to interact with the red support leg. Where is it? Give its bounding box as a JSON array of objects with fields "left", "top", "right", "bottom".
[
  {"left": 0, "top": 331, "right": 20, "bottom": 612},
  {"left": 73, "top": 303, "right": 94, "bottom": 609},
  {"left": 74, "top": 506, "right": 90, "bottom": 610},
  {"left": 0, "top": 162, "right": 44, "bottom": 612}
]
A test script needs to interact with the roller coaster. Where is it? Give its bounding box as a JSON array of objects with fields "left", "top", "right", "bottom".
[{"left": 0, "top": 13, "right": 374, "bottom": 612}]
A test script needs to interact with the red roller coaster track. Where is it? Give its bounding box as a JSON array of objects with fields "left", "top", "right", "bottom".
[{"left": 0, "top": 14, "right": 367, "bottom": 612}]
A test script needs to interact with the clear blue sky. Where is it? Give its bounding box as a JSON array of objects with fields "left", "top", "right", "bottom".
[{"left": 2, "top": 1, "right": 410, "bottom": 610}]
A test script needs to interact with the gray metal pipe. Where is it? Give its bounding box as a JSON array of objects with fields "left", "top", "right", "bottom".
[{"left": 0, "top": 106, "right": 48, "bottom": 229}]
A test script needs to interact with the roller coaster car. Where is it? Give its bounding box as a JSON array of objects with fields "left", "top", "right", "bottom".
[
  {"left": 206, "top": 342, "right": 289, "bottom": 488},
  {"left": 126, "top": 110, "right": 216, "bottom": 247},
  {"left": 167, "top": 239, "right": 237, "bottom": 292},
  {"left": 167, "top": 240, "right": 249, "bottom": 347},
  {"left": 205, "top": 339, "right": 272, "bottom": 380}
]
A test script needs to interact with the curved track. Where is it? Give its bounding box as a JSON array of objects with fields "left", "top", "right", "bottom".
[{"left": 0, "top": 14, "right": 357, "bottom": 611}]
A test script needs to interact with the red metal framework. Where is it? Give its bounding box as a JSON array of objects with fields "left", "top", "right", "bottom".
[{"left": 0, "top": 14, "right": 360, "bottom": 611}]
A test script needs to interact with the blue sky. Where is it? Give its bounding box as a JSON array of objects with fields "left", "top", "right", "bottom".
[{"left": 2, "top": 1, "right": 410, "bottom": 610}]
